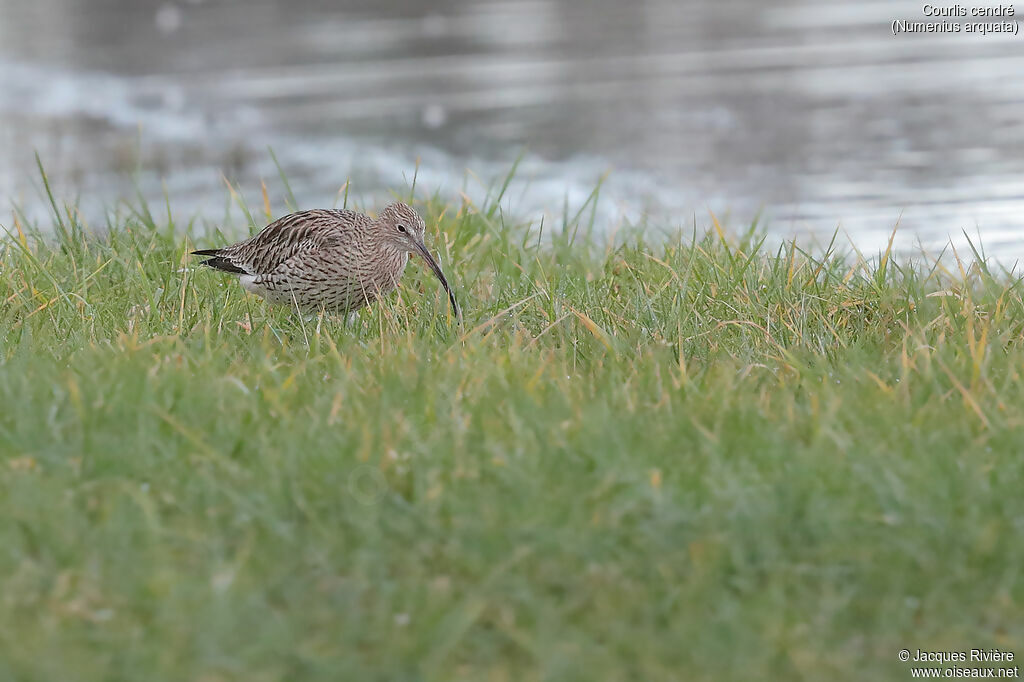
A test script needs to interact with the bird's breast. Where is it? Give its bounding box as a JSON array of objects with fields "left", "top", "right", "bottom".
[{"left": 340, "top": 246, "right": 407, "bottom": 292}]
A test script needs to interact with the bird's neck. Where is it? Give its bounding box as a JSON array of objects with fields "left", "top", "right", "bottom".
[{"left": 376, "top": 241, "right": 408, "bottom": 275}]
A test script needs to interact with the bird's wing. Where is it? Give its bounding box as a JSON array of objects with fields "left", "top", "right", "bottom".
[
  {"left": 210, "top": 209, "right": 367, "bottom": 275},
  {"left": 252, "top": 249, "right": 384, "bottom": 311}
]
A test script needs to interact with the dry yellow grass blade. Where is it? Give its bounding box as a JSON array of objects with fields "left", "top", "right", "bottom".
[
  {"left": 458, "top": 292, "right": 541, "bottom": 342},
  {"left": 13, "top": 213, "right": 27, "bottom": 248},
  {"left": 938, "top": 361, "right": 991, "bottom": 429},
  {"left": 708, "top": 209, "right": 728, "bottom": 244},
  {"left": 570, "top": 307, "right": 613, "bottom": 352},
  {"left": 261, "top": 179, "right": 273, "bottom": 222}
]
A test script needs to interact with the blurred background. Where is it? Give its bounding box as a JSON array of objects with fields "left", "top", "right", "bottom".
[{"left": 1, "top": 0, "right": 1022, "bottom": 258}]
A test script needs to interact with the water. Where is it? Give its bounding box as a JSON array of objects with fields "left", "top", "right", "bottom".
[{"left": 1, "top": 0, "right": 1023, "bottom": 260}]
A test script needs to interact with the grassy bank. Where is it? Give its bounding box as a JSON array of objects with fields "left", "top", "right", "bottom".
[{"left": 1, "top": 185, "right": 1022, "bottom": 681}]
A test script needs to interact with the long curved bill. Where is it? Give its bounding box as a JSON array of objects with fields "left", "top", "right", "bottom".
[{"left": 413, "top": 241, "right": 461, "bottom": 320}]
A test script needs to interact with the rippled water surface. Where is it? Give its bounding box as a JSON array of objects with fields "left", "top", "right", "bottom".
[{"left": 1, "top": 0, "right": 1023, "bottom": 258}]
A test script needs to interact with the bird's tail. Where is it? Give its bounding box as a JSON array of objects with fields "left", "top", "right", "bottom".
[{"left": 191, "top": 249, "right": 248, "bottom": 274}]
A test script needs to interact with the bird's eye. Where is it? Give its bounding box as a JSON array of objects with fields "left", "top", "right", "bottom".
[{"left": 397, "top": 224, "right": 407, "bottom": 233}]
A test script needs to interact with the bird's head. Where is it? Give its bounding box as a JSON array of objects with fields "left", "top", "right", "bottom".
[{"left": 377, "top": 202, "right": 460, "bottom": 318}]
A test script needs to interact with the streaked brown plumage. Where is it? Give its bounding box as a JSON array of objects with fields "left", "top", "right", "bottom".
[{"left": 192, "top": 202, "right": 459, "bottom": 317}]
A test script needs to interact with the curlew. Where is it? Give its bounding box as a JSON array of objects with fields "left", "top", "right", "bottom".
[{"left": 192, "top": 202, "right": 460, "bottom": 317}]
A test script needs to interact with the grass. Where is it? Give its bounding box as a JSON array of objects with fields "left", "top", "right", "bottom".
[{"left": 1, "top": 178, "right": 1023, "bottom": 681}]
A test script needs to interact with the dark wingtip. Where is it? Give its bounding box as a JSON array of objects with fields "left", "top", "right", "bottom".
[{"left": 198, "top": 256, "right": 248, "bottom": 275}]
